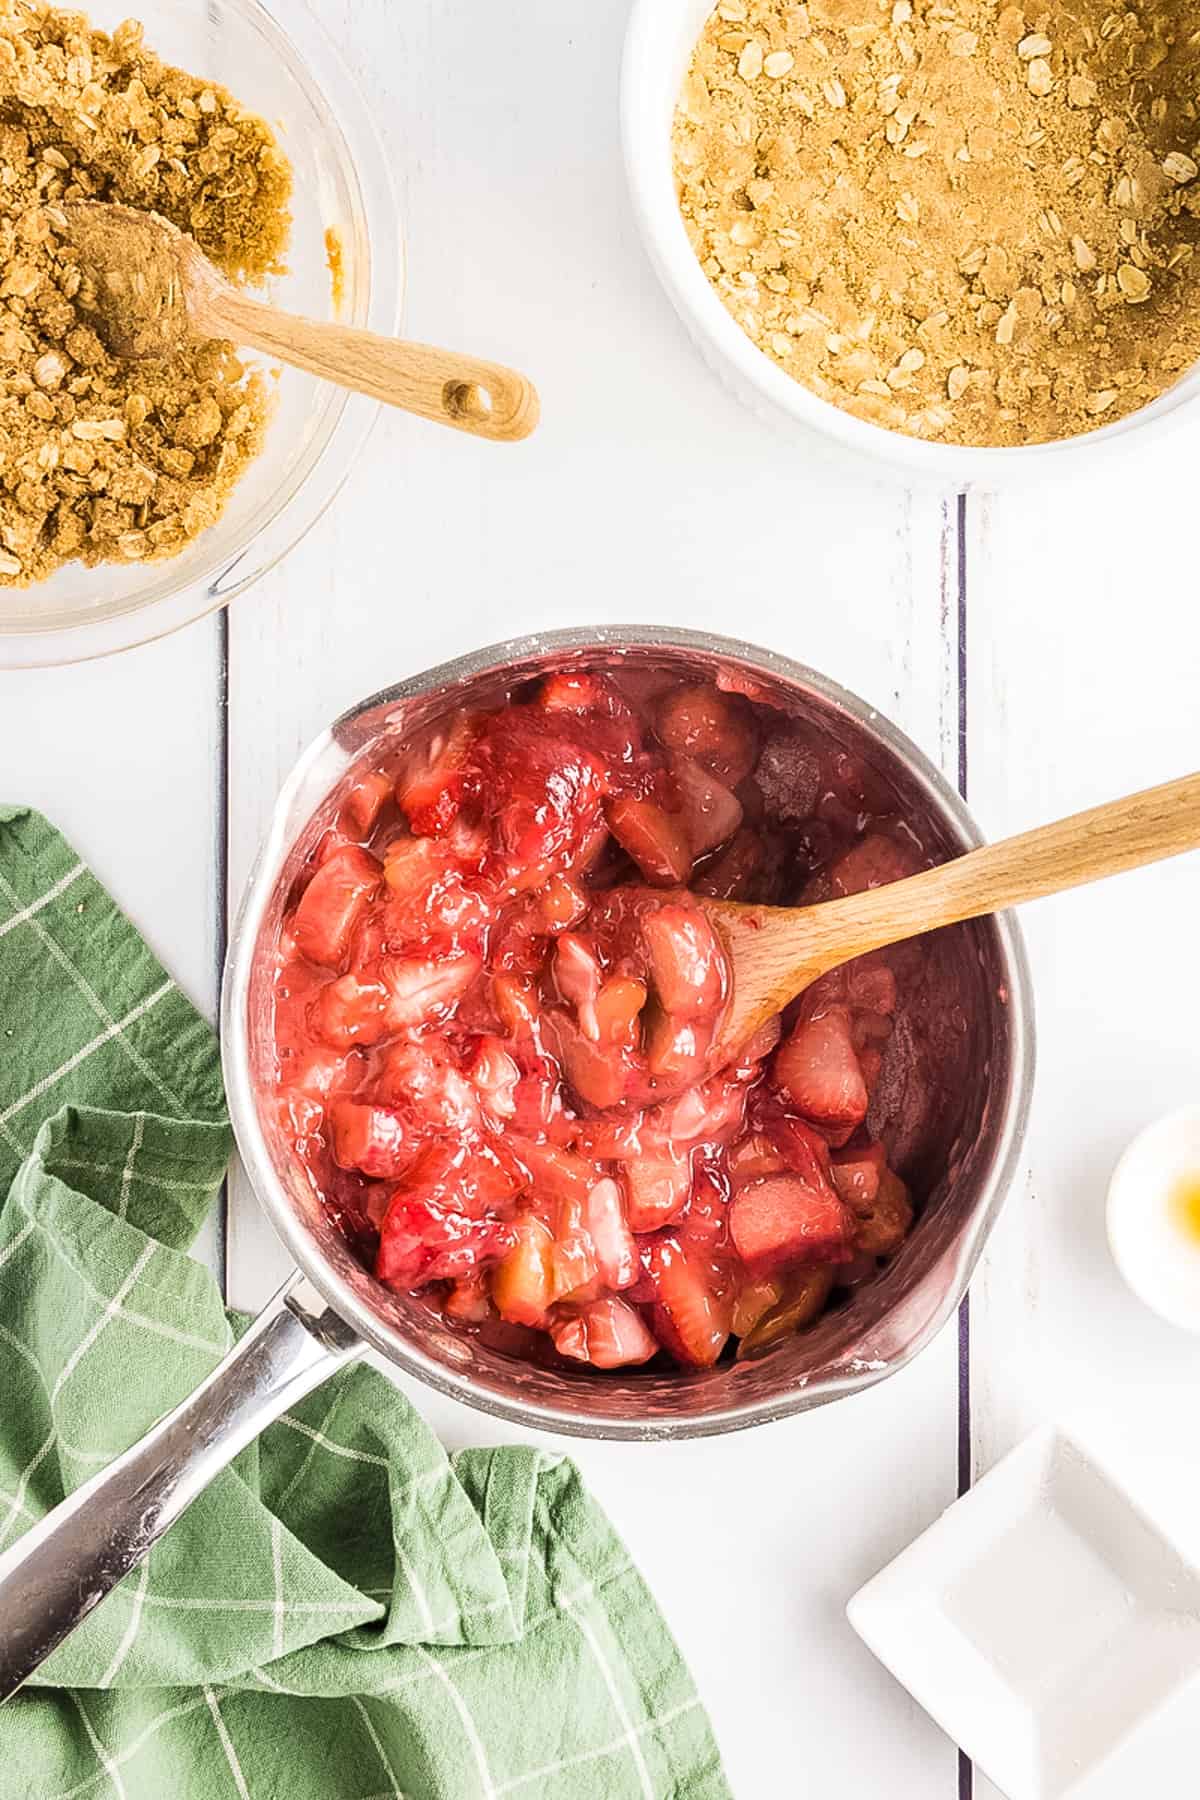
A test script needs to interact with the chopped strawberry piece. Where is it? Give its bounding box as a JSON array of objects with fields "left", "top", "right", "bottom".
[
  {"left": 622, "top": 1148, "right": 691, "bottom": 1231},
  {"left": 573, "top": 1110, "right": 647, "bottom": 1161},
  {"left": 468, "top": 1037, "right": 521, "bottom": 1120},
  {"left": 378, "top": 948, "right": 482, "bottom": 1030},
  {"left": 655, "top": 684, "right": 759, "bottom": 785},
  {"left": 641, "top": 904, "right": 726, "bottom": 1018},
  {"left": 464, "top": 709, "right": 612, "bottom": 877},
  {"left": 692, "top": 827, "right": 764, "bottom": 901},
  {"left": 656, "top": 1075, "right": 747, "bottom": 1145},
  {"left": 729, "top": 1174, "right": 855, "bottom": 1274},
  {"left": 829, "top": 831, "right": 923, "bottom": 897},
  {"left": 377, "top": 836, "right": 489, "bottom": 948},
  {"left": 282, "top": 1045, "right": 361, "bottom": 1101},
  {"left": 374, "top": 1040, "right": 481, "bottom": 1133},
  {"left": 342, "top": 768, "right": 393, "bottom": 837},
  {"left": 643, "top": 1236, "right": 731, "bottom": 1367},
  {"left": 605, "top": 795, "right": 692, "bottom": 886},
  {"left": 510, "top": 1138, "right": 596, "bottom": 1203},
  {"left": 329, "top": 1101, "right": 414, "bottom": 1178},
  {"left": 394, "top": 713, "right": 478, "bottom": 836},
  {"left": 763, "top": 1109, "right": 835, "bottom": 1185},
  {"left": 292, "top": 847, "right": 382, "bottom": 970},
  {"left": 774, "top": 1008, "right": 868, "bottom": 1139},
  {"left": 677, "top": 1161, "right": 729, "bottom": 1255},
  {"left": 536, "top": 671, "right": 632, "bottom": 722},
  {"left": 492, "top": 1216, "right": 557, "bottom": 1326},
  {"left": 376, "top": 1194, "right": 513, "bottom": 1286},
  {"left": 669, "top": 754, "right": 743, "bottom": 855},
  {"left": 312, "top": 972, "right": 391, "bottom": 1049},
  {"left": 555, "top": 932, "right": 603, "bottom": 1039},
  {"left": 541, "top": 1007, "right": 628, "bottom": 1110},
  {"left": 550, "top": 1297, "right": 658, "bottom": 1369}
]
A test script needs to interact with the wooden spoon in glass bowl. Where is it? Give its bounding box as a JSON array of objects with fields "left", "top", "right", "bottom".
[
  {"left": 702, "top": 770, "right": 1200, "bottom": 1055},
  {"left": 60, "top": 201, "right": 539, "bottom": 443}
]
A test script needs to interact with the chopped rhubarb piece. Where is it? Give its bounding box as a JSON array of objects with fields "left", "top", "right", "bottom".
[
  {"left": 342, "top": 768, "right": 393, "bottom": 837},
  {"left": 655, "top": 684, "right": 759, "bottom": 785},
  {"left": 468, "top": 1037, "right": 521, "bottom": 1120},
  {"left": 492, "top": 1216, "right": 557, "bottom": 1326},
  {"left": 830, "top": 1141, "right": 886, "bottom": 1211},
  {"left": 541, "top": 1007, "right": 628, "bottom": 1110},
  {"left": 312, "top": 972, "right": 391, "bottom": 1049},
  {"left": 763, "top": 1110, "right": 834, "bottom": 1185},
  {"left": 329, "top": 1101, "right": 413, "bottom": 1179},
  {"left": 643, "top": 1236, "right": 731, "bottom": 1367},
  {"left": 657, "top": 1075, "right": 747, "bottom": 1145},
  {"left": 379, "top": 949, "right": 482, "bottom": 1030},
  {"left": 853, "top": 1165, "right": 913, "bottom": 1257},
  {"left": 553, "top": 1187, "right": 602, "bottom": 1299},
  {"left": 669, "top": 754, "right": 743, "bottom": 855},
  {"left": 536, "top": 671, "right": 631, "bottom": 721},
  {"left": 555, "top": 932, "right": 603, "bottom": 1039},
  {"left": 538, "top": 873, "right": 588, "bottom": 931},
  {"left": 394, "top": 713, "right": 478, "bottom": 836},
  {"left": 727, "top": 1132, "right": 790, "bottom": 1189},
  {"left": 774, "top": 1009, "right": 869, "bottom": 1138},
  {"left": 729, "top": 1175, "right": 854, "bottom": 1274},
  {"left": 622, "top": 1148, "right": 691, "bottom": 1231},
  {"left": 444, "top": 1273, "right": 493, "bottom": 1324},
  {"left": 677, "top": 1161, "right": 729, "bottom": 1255},
  {"left": 731, "top": 1277, "right": 784, "bottom": 1339},
  {"left": 593, "top": 976, "right": 648, "bottom": 1049},
  {"left": 492, "top": 972, "right": 539, "bottom": 1040},
  {"left": 510, "top": 1138, "right": 596, "bottom": 1203},
  {"left": 585, "top": 1176, "right": 637, "bottom": 1289},
  {"left": 736, "top": 1266, "right": 837, "bottom": 1357},
  {"left": 643, "top": 1011, "right": 711, "bottom": 1085},
  {"left": 292, "top": 846, "right": 381, "bottom": 970},
  {"left": 641, "top": 904, "right": 725, "bottom": 1018},
  {"left": 605, "top": 794, "right": 693, "bottom": 886},
  {"left": 550, "top": 1298, "right": 658, "bottom": 1369}
]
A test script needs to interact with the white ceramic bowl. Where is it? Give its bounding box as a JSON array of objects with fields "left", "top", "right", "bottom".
[
  {"left": 0, "top": 0, "right": 401, "bottom": 668},
  {"left": 621, "top": 0, "right": 1200, "bottom": 486},
  {"left": 1107, "top": 1105, "right": 1200, "bottom": 1335}
]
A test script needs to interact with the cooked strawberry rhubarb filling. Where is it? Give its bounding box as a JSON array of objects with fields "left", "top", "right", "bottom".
[{"left": 271, "top": 665, "right": 928, "bottom": 1370}]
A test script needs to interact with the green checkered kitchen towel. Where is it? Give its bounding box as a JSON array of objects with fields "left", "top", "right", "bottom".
[{"left": 0, "top": 806, "right": 730, "bottom": 1800}]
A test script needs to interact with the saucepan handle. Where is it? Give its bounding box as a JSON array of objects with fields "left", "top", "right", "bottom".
[{"left": 0, "top": 1274, "right": 362, "bottom": 1702}]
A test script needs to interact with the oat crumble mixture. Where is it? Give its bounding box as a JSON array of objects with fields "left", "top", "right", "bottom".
[
  {"left": 674, "top": 0, "right": 1200, "bottom": 445},
  {"left": 0, "top": 0, "right": 291, "bottom": 587}
]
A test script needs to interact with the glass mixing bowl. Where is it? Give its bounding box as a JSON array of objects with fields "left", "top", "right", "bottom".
[{"left": 0, "top": 0, "right": 401, "bottom": 668}]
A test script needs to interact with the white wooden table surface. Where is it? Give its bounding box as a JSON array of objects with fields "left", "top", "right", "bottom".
[{"left": 4, "top": 2, "right": 1200, "bottom": 1794}]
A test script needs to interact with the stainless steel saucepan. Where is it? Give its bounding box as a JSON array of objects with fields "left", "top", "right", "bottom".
[{"left": 0, "top": 626, "right": 1034, "bottom": 1699}]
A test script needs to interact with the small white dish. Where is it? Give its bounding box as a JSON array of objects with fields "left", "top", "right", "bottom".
[
  {"left": 620, "top": 0, "right": 1200, "bottom": 486},
  {"left": 848, "top": 1426, "right": 1200, "bottom": 1800},
  {"left": 1107, "top": 1105, "right": 1200, "bottom": 1334}
]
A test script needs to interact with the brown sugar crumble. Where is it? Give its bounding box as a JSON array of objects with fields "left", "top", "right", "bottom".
[
  {"left": 674, "top": 0, "right": 1200, "bottom": 446},
  {"left": 0, "top": 1, "right": 291, "bottom": 587}
]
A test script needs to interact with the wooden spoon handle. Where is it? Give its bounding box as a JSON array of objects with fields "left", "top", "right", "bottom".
[
  {"left": 198, "top": 287, "right": 539, "bottom": 443},
  {"left": 817, "top": 769, "right": 1200, "bottom": 964}
]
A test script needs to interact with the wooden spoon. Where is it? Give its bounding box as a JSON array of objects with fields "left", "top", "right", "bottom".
[
  {"left": 60, "top": 201, "right": 539, "bottom": 443},
  {"left": 701, "top": 771, "right": 1200, "bottom": 1054}
]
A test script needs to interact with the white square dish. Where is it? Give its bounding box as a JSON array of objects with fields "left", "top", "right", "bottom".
[{"left": 847, "top": 1426, "right": 1200, "bottom": 1799}]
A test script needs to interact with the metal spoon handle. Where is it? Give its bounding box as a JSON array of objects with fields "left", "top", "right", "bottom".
[{"left": 0, "top": 1276, "right": 361, "bottom": 1702}]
